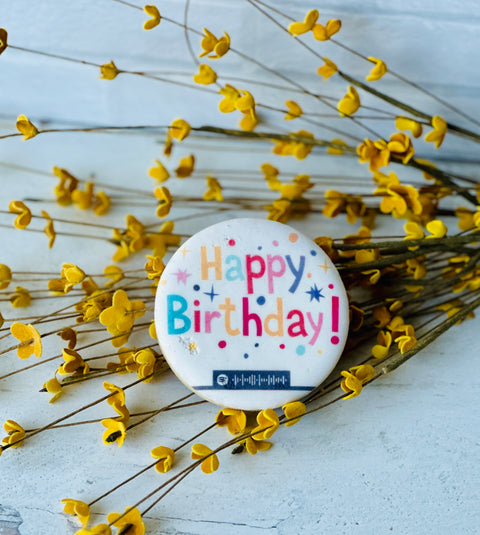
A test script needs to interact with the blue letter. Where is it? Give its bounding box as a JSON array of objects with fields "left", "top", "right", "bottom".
[{"left": 167, "top": 294, "right": 191, "bottom": 334}]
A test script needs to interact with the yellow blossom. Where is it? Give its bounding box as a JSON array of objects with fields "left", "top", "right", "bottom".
[
  {"left": 282, "top": 401, "right": 306, "bottom": 427},
  {"left": 53, "top": 166, "right": 79, "bottom": 206},
  {"left": 0, "top": 264, "right": 12, "bottom": 290},
  {"left": 199, "top": 28, "right": 230, "bottom": 59},
  {"left": 317, "top": 57, "right": 338, "bottom": 80},
  {"left": 426, "top": 219, "right": 447, "bottom": 238},
  {"left": 41, "top": 210, "right": 56, "bottom": 248},
  {"left": 102, "top": 418, "right": 127, "bottom": 447},
  {"left": 366, "top": 57, "right": 387, "bottom": 81},
  {"left": 8, "top": 200, "right": 32, "bottom": 229},
  {"left": 169, "top": 118, "right": 191, "bottom": 141},
  {"left": 59, "top": 327, "right": 77, "bottom": 349},
  {"left": 149, "top": 321, "right": 157, "bottom": 340},
  {"left": 107, "top": 507, "right": 145, "bottom": 535},
  {"left": 58, "top": 348, "right": 89, "bottom": 375},
  {"left": 15, "top": 114, "right": 38, "bottom": 140},
  {"left": 103, "top": 266, "right": 124, "bottom": 288},
  {"left": 340, "top": 364, "right": 375, "bottom": 399},
  {"left": 424, "top": 115, "right": 447, "bottom": 148},
  {"left": 244, "top": 435, "right": 272, "bottom": 455},
  {"left": 239, "top": 111, "right": 258, "bottom": 132},
  {"left": 395, "top": 331, "right": 417, "bottom": 354},
  {"left": 107, "top": 347, "right": 139, "bottom": 375},
  {"left": 71, "top": 181, "right": 94, "bottom": 210},
  {"left": 337, "top": 86, "right": 360, "bottom": 116},
  {"left": 10, "top": 322, "right": 42, "bottom": 359},
  {"left": 215, "top": 408, "right": 247, "bottom": 434},
  {"left": 154, "top": 186, "right": 173, "bottom": 218},
  {"left": 43, "top": 375, "right": 63, "bottom": 403},
  {"left": 371, "top": 330, "right": 392, "bottom": 359},
  {"left": 272, "top": 130, "right": 314, "bottom": 160},
  {"left": 327, "top": 138, "right": 347, "bottom": 155},
  {"left": 218, "top": 84, "right": 241, "bottom": 113},
  {"left": 193, "top": 63, "right": 217, "bottom": 85},
  {"left": 151, "top": 445, "right": 175, "bottom": 473},
  {"left": 175, "top": 154, "right": 195, "bottom": 178},
  {"left": 252, "top": 409, "right": 279, "bottom": 440},
  {"left": 404, "top": 221, "right": 425, "bottom": 241},
  {"left": 313, "top": 19, "right": 342, "bottom": 41},
  {"left": 99, "top": 60, "right": 120, "bottom": 80},
  {"left": 2, "top": 420, "right": 26, "bottom": 448},
  {"left": 455, "top": 207, "right": 474, "bottom": 231},
  {"left": 75, "top": 524, "right": 112, "bottom": 535},
  {"left": 191, "top": 443, "right": 219, "bottom": 474},
  {"left": 99, "top": 289, "right": 145, "bottom": 334},
  {"left": 145, "top": 255, "right": 165, "bottom": 280},
  {"left": 10, "top": 286, "right": 31, "bottom": 308},
  {"left": 387, "top": 132, "right": 415, "bottom": 164},
  {"left": 134, "top": 348, "right": 157, "bottom": 382},
  {"left": 357, "top": 138, "right": 390, "bottom": 172},
  {"left": 204, "top": 176, "right": 223, "bottom": 201},
  {"left": 149, "top": 159, "right": 170, "bottom": 183},
  {"left": 147, "top": 220, "right": 181, "bottom": 258},
  {"left": 143, "top": 5, "right": 161, "bottom": 30},
  {"left": 284, "top": 100, "right": 303, "bottom": 120},
  {"left": 288, "top": 9, "right": 319, "bottom": 36},
  {"left": 395, "top": 116, "right": 423, "bottom": 138},
  {"left": 0, "top": 28, "right": 8, "bottom": 55},
  {"left": 61, "top": 499, "right": 90, "bottom": 528},
  {"left": 93, "top": 191, "right": 111, "bottom": 216}
]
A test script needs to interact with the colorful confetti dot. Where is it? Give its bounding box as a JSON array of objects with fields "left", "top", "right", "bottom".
[
  {"left": 228, "top": 239, "right": 236, "bottom": 246},
  {"left": 272, "top": 240, "right": 279, "bottom": 246},
  {"left": 331, "top": 336, "right": 340, "bottom": 345},
  {"left": 218, "top": 340, "right": 226, "bottom": 349},
  {"left": 288, "top": 232, "right": 299, "bottom": 243},
  {"left": 257, "top": 296, "right": 266, "bottom": 305},
  {"left": 328, "top": 284, "right": 334, "bottom": 289},
  {"left": 194, "top": 300, "right": 200, "bottom": 306},
  {"left": 193, "top": 284, "right": 200, "bottom": 291},
  {"left": 279, "top": 344, "right": 285, "bottom": 349},
  {"left": 296, "top": 345, "right": 306, "bottom": 356}
]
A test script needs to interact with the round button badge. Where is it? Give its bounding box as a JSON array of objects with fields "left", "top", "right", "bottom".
[{"left": 155, "top": 218, "right": 349, "bottom": 410}]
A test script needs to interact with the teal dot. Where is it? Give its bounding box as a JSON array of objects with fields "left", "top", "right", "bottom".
[{"left": 296, "top": 345, "right": 306, "bottom": 356}]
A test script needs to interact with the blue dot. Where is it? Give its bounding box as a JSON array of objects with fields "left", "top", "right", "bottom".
[
  {"left": 244, "top": 353, "right": 249, "bottom": 359},
  {"left": 254, "top": 343, "right": 259, "bottom": 348},
  {"left": 296, "top": 345, "right": 306, "bottom": 356},
  {"left": 257, "top": 296, "right": 266, "bottom": 305},
  {"left": 258, "top": 246, "right": 262, "bottom": 250},
  {"left": 193, "top": 284, "right": 200, "bottom": 291},
  {"left": 310, "top": 250, "right": 317, "bottom": 256}
]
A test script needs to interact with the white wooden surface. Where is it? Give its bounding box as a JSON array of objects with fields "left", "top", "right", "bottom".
[{"left": 0, "top": 1, "right": 479, "bottom": 534}]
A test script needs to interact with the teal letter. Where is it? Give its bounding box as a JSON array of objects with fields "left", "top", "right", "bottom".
[
  {"left": 167, "top": 294, "right": 191, "bottom": 334},
  {"left": 225, "top": 255, "right": 245, "bottom": 281}
]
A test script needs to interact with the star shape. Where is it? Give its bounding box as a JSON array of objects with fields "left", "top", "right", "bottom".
[
  {"left": 173, "top": 268, "right": 191, "bottom": 285},
  {"left": 306, "top": 283, "right": 324, "bottom": 302},
  {"left": 318, "top": 260, "right": 331, "bottom": 274},
  {"left": 203, "top": 284, "right": 219, "bottom": 302},
  {"left": 179, "top": 246, "right": 190, "bottom": 258}
]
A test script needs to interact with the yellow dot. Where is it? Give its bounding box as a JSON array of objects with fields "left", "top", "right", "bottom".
[
  {"left": 289, "top": 232, "right": 299, "bottom": 243},
  {"left": 317, "top": 349, "right": 322, "bottom": 354}
]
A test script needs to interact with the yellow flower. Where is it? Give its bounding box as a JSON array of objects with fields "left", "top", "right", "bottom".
[
  {"left": 426, "top": 219, "right": 447, "bottom": 239},
  {"left": 424, "top": 115, "right": 447, "bottom": 148},
  {"left": 0, "top": 28, "right": 8, "bottom": 55},
  {"left": 151, "top": 445, "right": 175, "bottom": 473},
  {"left": 41, "top": 210, "right": 56, "bottom": 248},
  {"left": 191, "top": 443, "right": 219, "bottom": 474},
  {"left": 395, "top": 116, "right": 423, "bottom": 138},
  {"left": 284, "top": 100, "right": 303, "bottom": 120},
  {"left": 239, "top": 111, "right": 258, "bottom": 132},
  {"left": 61, "top": 499, "right": 90, "bottom": 528},
  {"left": 282, "top": 401, "right": 306, "bottom": 427},
  {"left": 252, "top": 409, "right": 279, "bottom": 440},
  {"left": 149, "top": 321, "right": 157, "bottom": 340},
  {"left": 288, "top": 9, "right": 319, "bottom": 36},
  {"left": 371, "top": 330, "right": 392, "bottom": 359},
  {"left": 387, "top": 132, "right": 415, "bottom": 164},
  {"left": 366, "top": 57, "right": 387, "bottom": 81},
  {"left": 337, "top": 86, "right": 360, "bottom": 116},
  {"left": 313, "top": 19, "right": 341, "bottom": 41},
  {"left": 193, "top": 64, "right": 217, "bottom": 85},
  {"left": 75, "top": 524, "right": 112, "bottom": 535},
  {"left": 272, "top": 130, "right": 314, "bottom": 160},
  {"left": 154, "top": 186, "right": 173, "bottom": 218},
  {"left": 9, "top": 200, "right": 32, "bottom": 229},
  {"left": 102, "top": 266, "right": 123, "bottom": 288},
  {"left": 198, "top": 29, "right": 230, "bottom": 59},
  {"left": 218, "top": 84, "right": 241, "bottom": 113},
  {"left": 340, "top": 364, "right": 375, "bottom": 399},
  {"left": 203, "top": 176, "right": 223, "bottom": 202},
  {"left": 316, "top": 57, "right": 338, "bottom": 81},
  {"left": 42, "top": 375, "right": 63, "bottom": 403},
  {"left": 215, "top": 408, "right": 247, "bottom": 434},
  {"left": 101, "top": 418, "right": 127, "bottom": 447},
  {"left": 169, "top": 118, "right": 191, "bottom": 141},
  {"left": 455, "top": 207, "right": 474, "bottom": 231},
  {"left": 59, "top": 327, "right": 77, "bottom": 350},
  {"left": 0, "top": 264, "right": 12, "bottom": 290},
  {"left": 99, "top": 289, "right": 145, "bottom": 334},
  {"left": 175, "top": 154, "right": 195, "bottom": 178},
  {"left": 99, "top": 60, "right": 120, "bottom": 80},
  {"left": 404, "top": 221, "right": 425, "bottom": 241},
  {"left": 103, "top": 381, "right": 127, "bottom": 410},
  {"left": 10, "top": 322, "right": 41, "bottom": 359},
  {"left": 357, "top": 138, "right": 390, "bottom": 172},
  {"left": 107, "top": 347, "right": 139, "bottom": 375},
  {"left": 395, "top": 331, "right": 417, "bottom": 354},
  {"left": 134, "top": 348, "right": 157, "bottom": 382},
  {"left": 58, "top": 348, "right": 88, "bottom": 375},
  {"left": 107, "top": 508, "right": 145, "bottom": 535},
  {"left": 147, "top": 220, "right": 181, "bottom": 259},
  {"left": 10, "top": 286, "right": 31, "bottom": 308},
  {"left": 148, "top": 159, "right": 170, "bottom": 183},
  {"left": 53, "top": 166, "right": 79, "bottom": 206},
  {"left": 244, "top": 436, "right": 272, "bottom": 455},
  {"left": 145, "top": 255, "right": 165, "bottom": 281},
  {"left": 143, "top": 5, "right": 161, "bottom": 30},
  {"left": 2, "top": 420, "right": 26, "bottom": 448},
  {"left": 93, "top": 191, "right": 111, "bottom": 216},
  {"left": 15, "top": 114, "right": 38, "bottom": 140}
]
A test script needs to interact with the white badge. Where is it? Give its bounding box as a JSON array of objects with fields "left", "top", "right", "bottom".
[{"left": 155, "top": 218, "right": 349, "bottom": 410}]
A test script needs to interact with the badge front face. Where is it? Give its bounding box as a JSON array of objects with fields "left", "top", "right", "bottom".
[{"left": 155, "top": 218, "right": 349, "bottom": 410}]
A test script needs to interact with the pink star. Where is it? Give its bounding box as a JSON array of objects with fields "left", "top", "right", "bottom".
[{"left": 173, "top": 268, "right": 191, "bottom": 285}]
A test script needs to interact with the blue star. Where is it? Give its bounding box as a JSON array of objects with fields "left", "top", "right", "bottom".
[
  {"left": 306, "top": 284, "right": 324, "bottom": 302},
  {"left": 204, "top": 284, "right": 220, "bottom": 302}
]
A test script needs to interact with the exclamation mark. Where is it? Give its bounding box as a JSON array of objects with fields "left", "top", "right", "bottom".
[{"left": 331, "top": 295, "right": 340, "bottom": 345}]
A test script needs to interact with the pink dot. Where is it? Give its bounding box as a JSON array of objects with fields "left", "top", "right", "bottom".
[
  {"left": 328, "top": 284, "right": 334, "bottom": 289},
  {"left": 194, "top": 300, "right": 200, "bottom": 306},
  {"left": 272, "top": 240, "right": 279, "bottom": 246},
  {"left": 331, "top": 336, "right": 340, "bottom": 345},
  {"left": 279, "top": 344, "right": 285, "bottom": 349},
  {"left": 218, "top": 340, "right": 227, "bottom": 349},
  {"left": 307, "top": 273, "right": 312, "bottom": 278},
  {"left": 288, "top": 233, "right": 299, "bottom": 243},
  {"left": 228, "top": 239, "right": 235, "bottom": 246}
]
